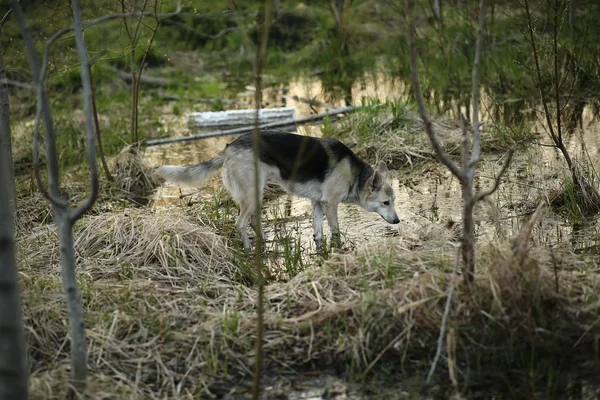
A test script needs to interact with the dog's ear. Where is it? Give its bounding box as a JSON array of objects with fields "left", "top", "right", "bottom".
[
  {"left": 362, "top": 173, "right": 375, "bottom": 201},
  {"left": 372, "top": 170, "right": 383, "bottom": 191},
  {"left": 377, "top": 161, "right": 389, "bottom": 178}
]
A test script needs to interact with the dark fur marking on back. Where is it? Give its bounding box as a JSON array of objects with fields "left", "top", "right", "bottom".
[{"left": 228, "top": 131, "right": 371, "bottom": 184}]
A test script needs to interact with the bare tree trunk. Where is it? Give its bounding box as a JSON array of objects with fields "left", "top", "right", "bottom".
[
  {"left": 523, "top": 0, "right": 574, "bottom": 173},
  {"left": 89, "top": 65, "right": 113, "bottom": 181},
  {"left": 251, "top": 2, "right": 271, "bottom": 398},
  {"left": 57, "top": 216, "right": 87, "bottom": 388},
  {"left": 120, "top": 0, "right": 160, "bottom": 144},
  {"left": 408, "top": 0, "right": 510, "bottom": 285},
  {"left": 407, "top": 0, "right": 512, "bottom": 382},
  {"left": 11, "top": 2, "right": 182, "bottom": 392},
  {"left": 0, "top": 9, "right": 29, "bottom": 399},
  {"left": 434, "top": 0, "right": 442, "bottom": 19},
  {"left": 228, "top": 0, "right": 271, "bottom": 397},
  {"left": 0, "top": 12, "right": 16, "bottom": 214},
  {"left": 461, "top": 186, "right": 475, "bottom": 280},
  {"left": 568, "top": 0, "right": 574, "bottom": 28},
  {"left": 0, "top": 138, "right": 29, "bottom": 400},
  {"left": 11, "top": 0, "right": 106, "bottom": 392}
]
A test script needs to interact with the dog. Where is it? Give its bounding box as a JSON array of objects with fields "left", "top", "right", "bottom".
[{"left": 155, "top": 130, "right": 400, "bottom": 249}]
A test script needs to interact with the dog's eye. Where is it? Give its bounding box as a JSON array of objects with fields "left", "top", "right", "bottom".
[{"left": 383, "top": 201, "right": 390, "bottom": 206}]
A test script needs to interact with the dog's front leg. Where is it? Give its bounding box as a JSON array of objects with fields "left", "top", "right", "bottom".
[
  {"left": 312, "top": 201, "right": 324, "bottom": 250},
  {"left": 324, "top": 203, "right": 341, "bottom": 248}
]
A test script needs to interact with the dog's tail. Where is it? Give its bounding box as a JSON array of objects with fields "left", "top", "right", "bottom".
[{"left": 154, "top": 153, "right": 224, "bottom": 188}]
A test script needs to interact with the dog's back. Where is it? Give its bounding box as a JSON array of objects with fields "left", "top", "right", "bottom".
[{"left": 226, "top": 131, "right": 368, "bottom": 185}]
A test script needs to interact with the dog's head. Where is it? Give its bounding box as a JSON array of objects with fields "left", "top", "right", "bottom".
[{"left": 360, "top": 161, "right": 400, "bottom": 225}]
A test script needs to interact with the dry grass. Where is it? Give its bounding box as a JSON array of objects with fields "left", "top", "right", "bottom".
[
  {"left": 112, "top": 144, "right": 162, "bottom": 206},
  {"left": 16, "top": 203, "right": 600, "bottom": 399},
  {"left": 326, "top": 104, "right": 463, "bottom": 168},
  {"left": 546, "top": 159, "right": 600, "bottom": 223},
  {"left": 326, "top": 102, "right": 532, "bottom": 168}
]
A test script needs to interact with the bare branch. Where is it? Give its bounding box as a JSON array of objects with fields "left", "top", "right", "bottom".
[
  {"left": 475, "top": 149, "right": 514, "bottom": 202},
  {"left": 11, "top": 0, "right": 67, "bottom": 208},
  {"left": 70, "top": 0, "right": 99, "bottom": 221},
  {"left": 132, "top": 0, "right": 151, "bottom": 48},
  {"left": 0, "top": 31, "right": 16, "bottom": 214},
  {"left": 522, "top": 0, "right": 574, "bottom": 174},
  {"left": 523, "top": 0, "right": 560, "bottom": 146},
  {"left": 131, "top": 0, "right": 161, "bottom": 142},
  {"left": 0, "top": 112, "right": 28, "bottom": 398},
  {"left": 0, "top": 79, "right": 33, "bottom": 90},
  {"left": 552, "top": 0, "right": 566, "bottom": 145},
  {"left": 90, "top": 67, "right": 113, "bottom": 182},
  {"left": 426, "top": 246, "right": 460, "bottom": 384},
  {"left": 406, "top": 0, "right": 464, "bottom": 183},
  {"left": 560, "top": 3, "right": 592, "bottom": 111},
  {"left": 0, "top": 25, "right": 27, "bottom": 397},
  {"left": 0, "top": 8, "right": 12, "bottom": 31},
  {"left": 467, "top": 0, "right": 486, "bottom": 178},
  {"left": 460, "top": 113, "right": 469, "bottom": 169}
]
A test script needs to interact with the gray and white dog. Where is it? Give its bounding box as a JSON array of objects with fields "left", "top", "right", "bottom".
[{"left": 155, "top": 131, "right": 400, "bottom": 249}]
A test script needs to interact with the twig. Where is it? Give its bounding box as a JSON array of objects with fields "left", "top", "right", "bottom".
[
  {"left": 467, "top": 0, "right": 486, "bottom": 179},
  {"left": 406, "top": 0, "right": 464, "bottom": 183},
  {"left": 0, "top": 8, "right": 11, "bottom": 31},
  {"left": 522, "top": 0, "right": 572, "bottom": 169},
  {"left": 251, "top": 2, "right": 271, "bottom": 397},
  {"left": 361, "top": 325, "right": 412, "bottom": 379},
  {"left": 145, "top": 106, "right": 359, "bottom": 146},
  {"left": 89, "top": 66, "right": 113, "bottom": 182},
  {"left": 426, "top": 246, "right": 461, "bottom": 384},
  {"left": 553, "top": 0, "right": 566, "bottom": 146},
  {"left": 475, "top": 149, "right": 514, "bottom": 202},
  {"left": 0, "top": 79, "right": 32, "bottom": 90}
]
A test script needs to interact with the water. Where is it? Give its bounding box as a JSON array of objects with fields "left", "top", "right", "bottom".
[{"left": 147, "top": 74, "right": 600, "bottom": 258}]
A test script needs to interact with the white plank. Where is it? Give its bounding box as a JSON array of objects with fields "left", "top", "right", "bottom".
[{"left": 187, "top": 107, "right": 296, "bottom": 129}]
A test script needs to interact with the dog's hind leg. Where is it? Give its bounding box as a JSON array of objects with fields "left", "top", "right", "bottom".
[
  {"left": 250, "top": 207, "right": 265, "bottom": 244},
  {"left": 223, "top": 165, "right": 252, "bottom": 249},
  {"left": 235, "top": 202, "right": 253, "bottom": 249},
  {"left": 223, "top": 163, "right": 265, "bottom": 250},
  {"left": 323, "top": 203, "right": 341, "bottom": 248},
  {"left": 312, "top": 201, "right": 324, "bottom": 250}
]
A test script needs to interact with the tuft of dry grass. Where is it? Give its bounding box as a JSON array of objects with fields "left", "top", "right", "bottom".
[
  {"left": 113, "top": 144, "right": 161, "bottom": 206},
  {"left": 74, "top": 210, "right": 235, "bottom": 282},
  {"left": 17, "top": 203, "right": 600, "bottom": 398},
  {"left": 547, "top": 160, "right": 600, "bottom": 221}
]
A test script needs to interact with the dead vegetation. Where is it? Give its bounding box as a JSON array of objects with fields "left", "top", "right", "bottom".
[
  {"left": 325, "top": 101, "right": 534, "bottom": 169},
  {"left": 16, "top": 204, "right": 600, "bottom": 399},
  {"left": 112, "top": 144, "right": 161, "bottom": 206}
]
